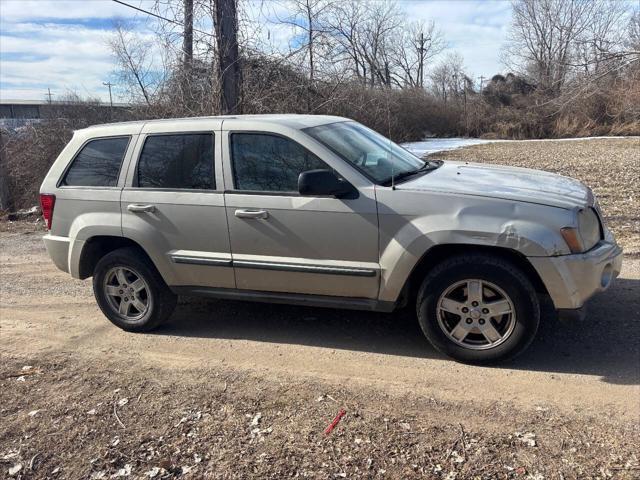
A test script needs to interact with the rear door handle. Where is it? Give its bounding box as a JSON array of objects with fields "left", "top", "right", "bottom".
[
  {"left": 234, "top": 209, "right": 269, "bottom": 219},
  {"left": 127, "top": 204, "right": 156, "bottom": 213}
]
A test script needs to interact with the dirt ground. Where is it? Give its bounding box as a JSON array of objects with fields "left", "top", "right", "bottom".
[
  {"left": 1, "top": 137, "right": 640, "bottom": 479},
  {"left": 429, "top": 137, "right": 640, "bottom": 256},
  {"left": 1, "top": 227, "right": 639, "bottom": 478}
]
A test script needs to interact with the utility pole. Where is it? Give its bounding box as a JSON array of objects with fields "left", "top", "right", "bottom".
[
  {"left": 103, "top": 81, "right": 114, "bottom": 107},
  {"left": 478, "top": 75, "right": 485, "bottom": 91},
  {"left": 45, "top": 88, "right": 54, "bottom": 104},
  {"left": 463, "top": 78, "right": 468, "bottom": 135},
  {"left": 183, "top": 0, "right": 193, "bottom": 67},
  {"left": 103, "top": 81, "right": 114, "bottom": 120},
  {"left": 418, "top": 33, "right": 424, "bottom": 88},
  {"left": 216, "top": 0, "right": 241, "bottom": 114},
  {"left": 415, "top": 33, "right": 431, "bottom": 89},
  {"left": 183, "top": 0, "right": 193, "bottom": 100}
]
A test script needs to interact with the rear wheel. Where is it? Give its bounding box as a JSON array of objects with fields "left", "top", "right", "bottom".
[
  {"left": 416, "top": 254, "right": 540, "bottom": 364},
  {"left": 93, "top": 247, "right": 176, "bottom": 332}
]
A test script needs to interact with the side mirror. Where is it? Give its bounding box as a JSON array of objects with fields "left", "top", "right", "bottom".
[{"left": 298, "top": 169, "right": 357, "bottom": 199}]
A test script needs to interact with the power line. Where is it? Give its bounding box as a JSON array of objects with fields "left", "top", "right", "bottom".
[{"left": 111, "top": 0, "right": 213, "bottom": 37}]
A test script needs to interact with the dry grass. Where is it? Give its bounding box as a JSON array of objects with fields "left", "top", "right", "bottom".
[
  {"left": 429, "top": 137, "right": 640, "bottom": 255},
  {"left": 1, "top": 354, "right": 638, "bottom": 479}
]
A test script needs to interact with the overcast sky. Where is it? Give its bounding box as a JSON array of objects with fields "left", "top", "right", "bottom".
[{"left": 0, "top": 0, "right": 514, "bottom": 102}]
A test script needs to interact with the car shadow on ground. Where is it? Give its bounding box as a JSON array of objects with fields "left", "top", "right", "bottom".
[{"left": 155, "top": 277, "right": 640, "bottom": 386}]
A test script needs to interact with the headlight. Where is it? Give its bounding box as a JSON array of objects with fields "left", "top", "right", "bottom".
[{"left": 560, "top": 208, "right": 601, "bottom": 253}]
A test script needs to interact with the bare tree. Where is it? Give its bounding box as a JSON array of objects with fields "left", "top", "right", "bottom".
[
  {"left": 430, "top": 52, "right": 466, "bottom": 103},
  {"left": 277, "top": 0, "right": 334, "bottom": 82},
  {"left": 573, "top": 0, "right": 630, "bottom": 74},
  {"left": 504, "top": 0, "right": 595, "bottom": 93},
  {"left": 151, "top": 0, "right": 212, "bottom": 58},
  {"left": 325, "top": 1, "right": 404, "bottom": 88},
  {"left": 628, "top": 9, "right": 640, "bottom": 53},
  {"left": 325, "top": 2, "right": 369, "bottom": 84},
  {"left": 392, "top": 20, "right": 445, "bottom": 88},
  {"left": 110, "top": 23, "right": 160, "bottom": 105},
  {"left": 356, "top": 1, "right": 403, "bottom": 88},
  {"left": 326, "top": 2, "right": 447, "bottom": 90}
]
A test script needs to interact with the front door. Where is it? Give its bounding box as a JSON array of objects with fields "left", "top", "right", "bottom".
[
  {"left": 121, "top": 121, "right": 234, "bottom": 289},
  {"left": 221, "top": 124, "right": 380, "bottom": 299}
]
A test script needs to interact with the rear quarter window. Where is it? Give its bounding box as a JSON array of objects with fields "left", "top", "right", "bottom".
[{"left": 61, "top": 136, "right": 130, "bottom": 187}]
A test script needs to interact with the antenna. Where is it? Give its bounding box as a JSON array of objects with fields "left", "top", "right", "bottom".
[
  {"left": 390, "top": 146, "right": 395, "bottom": 191},
  {"left": 387, "top": 89, "right": 395, "bottom": 190}
]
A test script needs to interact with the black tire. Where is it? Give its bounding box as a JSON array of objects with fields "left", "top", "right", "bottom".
[
  {"left": 92, "top": 247, "right": 177, "bottom": 332},
  {"left": 416, "top": 253, "right": 540, "bottom": 364}
]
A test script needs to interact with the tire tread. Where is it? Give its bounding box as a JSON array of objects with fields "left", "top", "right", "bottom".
[
  {"left": 416, "top": 252, "right": 540, "bottom": 364},
  {"left": 92, "top": 247, "right": 176, "bottom": 332}
]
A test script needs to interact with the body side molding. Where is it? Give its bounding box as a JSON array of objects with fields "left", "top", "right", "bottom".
[
  {"left": 169, "top": 253, "right": 378, "bottom": 277},
  {"left": 171, "top": 255, "right": 232, "bottom": 267},
  {"left": 232, "top": 260, "right": 376, "bottom": 277}
]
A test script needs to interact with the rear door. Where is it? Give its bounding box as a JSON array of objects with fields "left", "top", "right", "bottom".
[
  {"left": 121, "top": 120, "right": 234, "bottom": 289},
  {"left": 221, "top": 120, "right": 380, "bottom": 299}
]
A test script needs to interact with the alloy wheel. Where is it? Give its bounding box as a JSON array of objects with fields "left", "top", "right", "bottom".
[
  {"left": 436, "top": 279, "right": 516, "bottom": 350},
  {"left": 103, "top": 266, "right": 151, "bottom": 322}
]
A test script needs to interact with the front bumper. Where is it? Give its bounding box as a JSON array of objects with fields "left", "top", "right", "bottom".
[{"left": 528, "top": 239, "right": 623, "bottom": 310}]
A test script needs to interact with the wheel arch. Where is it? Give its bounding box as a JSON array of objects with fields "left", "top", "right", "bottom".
[
  {"left": 397, "top": 244, "right": 549, "bottom": 308},
  {"left": 78, "top": 236, "right": 156, "bottom": 280}
]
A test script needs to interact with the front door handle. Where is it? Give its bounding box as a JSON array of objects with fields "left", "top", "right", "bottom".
[
  {"left": 235, "top": 209, "right": 269, "bottom": 219},
  {"left": 127, "top": 204, "right": 156, "bottom": 213}
]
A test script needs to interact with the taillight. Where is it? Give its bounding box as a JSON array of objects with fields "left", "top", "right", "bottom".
[{"left": 39, "top": 194, "right": 56, "bottom": 230}]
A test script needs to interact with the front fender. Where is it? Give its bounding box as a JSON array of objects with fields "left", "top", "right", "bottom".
[{"left": 376, "top": 193, "right": 573, "bottom": 303}]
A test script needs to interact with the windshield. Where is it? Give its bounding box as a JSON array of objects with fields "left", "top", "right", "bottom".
[{"left": 304, "top": 122, "right": 426, "bottom": 185}]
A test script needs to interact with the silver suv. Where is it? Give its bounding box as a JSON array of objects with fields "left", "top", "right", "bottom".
[{"left": 40, "top": 115, "right": 622, "bottom": 363}]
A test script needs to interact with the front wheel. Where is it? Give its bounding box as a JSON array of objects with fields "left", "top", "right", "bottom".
[
  {"left": 93, "top": 247, "right": 177, "bottom": 332},
  {"left": 416, "top": 254, "right": 540, "bottom": 364}
]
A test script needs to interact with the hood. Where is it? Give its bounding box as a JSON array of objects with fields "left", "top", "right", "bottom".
[{"left": 396, "top": 161, "right": 592, "bottom": 209}]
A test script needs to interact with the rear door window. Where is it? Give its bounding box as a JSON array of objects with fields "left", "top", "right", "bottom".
[
  {"left": 137, "top": 134, "right": 215, "bottom": 190},
  {"left": 61, "top": 136, "right": 130, "bottom": 187}
]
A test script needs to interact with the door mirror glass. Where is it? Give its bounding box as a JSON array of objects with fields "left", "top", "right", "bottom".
[{"left": 298, "top": 169, "right": 357, "bottom": 199}]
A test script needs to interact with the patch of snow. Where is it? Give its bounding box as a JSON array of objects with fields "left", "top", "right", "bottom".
[
  {"left": 511, "top": 135, "right": 639, "bottom": 143},
  {"left": 402, "top": 138, "right": 494, "bottom": 157},
  {"left": 401, "top": 135, "right": 637, "bottom": 158}
]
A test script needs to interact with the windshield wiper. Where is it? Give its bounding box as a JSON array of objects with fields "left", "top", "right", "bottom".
[{"left": 385, "top": 161, "right": 441, "bottom": 186}]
